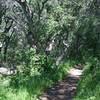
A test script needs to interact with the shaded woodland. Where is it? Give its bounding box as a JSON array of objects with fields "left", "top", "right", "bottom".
[{"left": 0, "top": 0, "right": 100, "bottom": 100}]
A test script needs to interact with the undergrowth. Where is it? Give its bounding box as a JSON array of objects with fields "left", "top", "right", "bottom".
[
  {"left": 74, "top": 57, "right": 100, "bottom": 100},
  {"left": 0, "top": 60, "right": 76, "bottom": 100}
]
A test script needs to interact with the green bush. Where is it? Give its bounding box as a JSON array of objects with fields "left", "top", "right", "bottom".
[{"left": 74, "top": 57, "right": 100, "bottom": 100}]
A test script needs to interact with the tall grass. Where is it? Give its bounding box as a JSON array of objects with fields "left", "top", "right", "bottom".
[
  {"left": 0, "top": 60, "right": 75, "bottom": 100},
  {"left": 74, "top": 57, "right": 100, "bottom": 100}
]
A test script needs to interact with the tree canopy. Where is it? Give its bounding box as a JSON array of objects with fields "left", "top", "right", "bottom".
[{"left": 0, "top": 0, "right": 100, "bottom": 100}]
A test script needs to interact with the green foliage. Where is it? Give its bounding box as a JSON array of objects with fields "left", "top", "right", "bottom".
[
  {"left": 0, "top": 0, "right": 100, "bottom": 100},
  {"left": 0, "top": 60, "right": 73, "bottom": 100},
  {"left": 75, "top": 57, "right": 100, "bottom": 100}
]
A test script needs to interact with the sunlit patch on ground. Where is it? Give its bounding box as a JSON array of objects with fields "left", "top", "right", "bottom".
[
  {"left": 40, "top": 66, "right": 84, "bottom": 100},
  {"left": 68, "top": 68, "right": 83, "bottom": 77}
]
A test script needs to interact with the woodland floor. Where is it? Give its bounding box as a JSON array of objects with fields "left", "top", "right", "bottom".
[{"left": 39, "top": 65, "right": 83, "bottom": 100}]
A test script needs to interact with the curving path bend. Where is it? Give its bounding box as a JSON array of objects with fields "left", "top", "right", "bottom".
[{"left": 39, "top": 65, "right": 84, "bottom": 100}]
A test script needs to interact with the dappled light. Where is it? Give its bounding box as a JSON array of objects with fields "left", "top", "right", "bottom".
[
  {"left": 0, "top": 0, "right": 100, "bottom": 100},
  {"left": 40, "top": 65, "right": 83, "bottom": 100}
]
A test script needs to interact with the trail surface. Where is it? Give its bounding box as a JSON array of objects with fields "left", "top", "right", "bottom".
[{"left": 40, "top": 65, "right": 83, "bottom": 100}]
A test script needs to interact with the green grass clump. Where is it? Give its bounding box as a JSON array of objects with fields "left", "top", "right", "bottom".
[
  {"left": 74, "top": 57, "right": 100, "bottom": 100},
  {"left": 0, "top": 60, "right": 75, "bottom": 100}
]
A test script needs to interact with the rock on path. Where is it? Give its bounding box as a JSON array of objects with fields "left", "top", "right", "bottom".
[
  {"left": 0, "top": 67, "right": 16, "bottom": 75},
  {"left": 39, "top": 65, "right": 83, "bottom": 100}
]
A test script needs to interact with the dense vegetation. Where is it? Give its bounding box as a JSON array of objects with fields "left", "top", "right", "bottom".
[
  {"left": 0, "top": 0, "right": 100, "bottom": 100},
  {"left": 75, "top": 57, "right": 100, "bottom": 100}
]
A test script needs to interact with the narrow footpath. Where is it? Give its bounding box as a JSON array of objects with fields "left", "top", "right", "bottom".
[{"left": 40, "top": 65, "right": 84, "bottom": 100}]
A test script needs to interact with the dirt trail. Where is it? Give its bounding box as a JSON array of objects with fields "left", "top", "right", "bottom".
[{"left": 39, "top": 65, "right": 83, "bottom": 100}]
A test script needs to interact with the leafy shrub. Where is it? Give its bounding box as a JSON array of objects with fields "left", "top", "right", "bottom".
[{"left": 75, "top": 57, "right": 100, "bottom": 100}]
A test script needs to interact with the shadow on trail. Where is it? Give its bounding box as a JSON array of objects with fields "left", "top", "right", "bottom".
[{"left": 39, "top": 65, "right": 84, "bottom": 100}]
